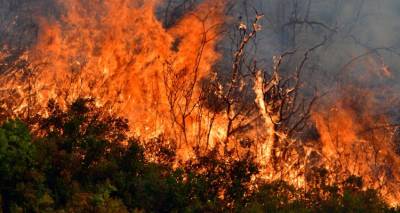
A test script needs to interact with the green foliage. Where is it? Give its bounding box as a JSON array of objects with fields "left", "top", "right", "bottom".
[
  {"left": 0, "top": 98, "right": 397, "bottom": 212},
  {"left": 245, "top": 181, "right": 308, "bottom": 213},
  {"left": 0, "top": 120, "right": 46, "bottom": 212}
]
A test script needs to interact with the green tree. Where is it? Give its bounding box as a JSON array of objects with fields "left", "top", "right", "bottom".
[
  {"left": 0, "top": 120, "right": 43, "bottom": 212},
  {"left": 34, "top": 98, "right": 130, "bottom": 208}
]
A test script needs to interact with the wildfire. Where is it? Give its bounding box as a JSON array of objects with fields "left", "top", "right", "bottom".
[
  {"left": 1, "top": 0, "right": 226, "bottom": 144},
  {"left": 1, "top": 0, "right": 400, "bottom": 206}
]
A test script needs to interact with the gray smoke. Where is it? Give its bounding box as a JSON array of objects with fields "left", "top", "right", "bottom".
[
  {"left": 233, "top": 0, "right": 400, "bottom": 85},
  {"left": 0, "top": 0, "right": 59, "bottom": 50},
  {"left": 226, "top": 0, "right": 400, "bottom": 121}
]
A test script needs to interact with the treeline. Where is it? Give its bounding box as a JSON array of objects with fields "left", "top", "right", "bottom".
[{"left": 0, "top": 98, "right": 397, "bottom": 212}]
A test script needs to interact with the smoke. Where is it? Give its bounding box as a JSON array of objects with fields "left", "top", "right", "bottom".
[
  {"left": 0, "top": 0, "right": 60, "bottom": 50},
  {"left": 233, "top": 0, "right": 400, "bottom": 88}
]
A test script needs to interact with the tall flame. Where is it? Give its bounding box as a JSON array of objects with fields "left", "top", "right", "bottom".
[{"left": 2, "top": 0, "right": 226, "bottom": 143}]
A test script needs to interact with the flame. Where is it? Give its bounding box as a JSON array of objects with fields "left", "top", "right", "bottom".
[
  {"left": 1, "top": 0, "right": 226, "bottom": 145},
  {"left": 313, "top": 90, "right": 400, "bottom": 205}
]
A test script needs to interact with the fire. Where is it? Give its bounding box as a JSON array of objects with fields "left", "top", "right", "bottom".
[
  {"left": 313, "top": 89, "right": 400, "bottom": 205},
  {"left": 1, "top": 0, "right": 226, "bottom": 146},
  {"left": 1, "top": 0, "right": 400, "bottom": 206}
]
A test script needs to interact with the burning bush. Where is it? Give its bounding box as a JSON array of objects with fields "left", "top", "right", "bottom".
[{"left": 0, "top": 98, "right": 396, "bottom": 212}]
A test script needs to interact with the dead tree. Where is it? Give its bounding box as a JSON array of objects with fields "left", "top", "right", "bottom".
[{"left": 253, "top": 38, "right": 325, "bottom": 171}]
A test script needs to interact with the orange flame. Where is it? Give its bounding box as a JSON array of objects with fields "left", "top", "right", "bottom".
[
  {"left": 313, "top": 90, "right": 400, "bottom": 205},
  {"left": 3, "top": 0, "right": 226, "bottom": 144}
]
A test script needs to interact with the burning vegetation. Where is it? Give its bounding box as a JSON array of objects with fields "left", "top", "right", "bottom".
[{"left": 1, "top": 0, "right": 400, "bottom": 211}]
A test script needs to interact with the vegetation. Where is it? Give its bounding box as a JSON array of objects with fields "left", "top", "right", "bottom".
[{"left": 0, "top": 98, "right": 397, "bottom": 213}]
